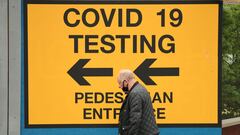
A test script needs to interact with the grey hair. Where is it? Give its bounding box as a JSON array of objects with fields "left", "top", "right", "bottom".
[{"left": 118, "top": 69, "right": 135, "bottom": 82}]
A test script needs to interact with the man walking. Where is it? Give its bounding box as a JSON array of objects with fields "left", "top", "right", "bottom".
[{"left": 117, "top": 69, "right": 159, "bottom": 135}]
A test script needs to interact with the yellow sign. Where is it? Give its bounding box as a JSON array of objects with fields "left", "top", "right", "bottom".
[{"left": 25, "top": 2, "right": 220, "bottom": 127}]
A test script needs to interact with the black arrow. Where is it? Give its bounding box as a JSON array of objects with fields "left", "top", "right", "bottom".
[
  {"left": 68, "top": 59, "right": 113, "bottom": 85},
  {"left": 134, "top": 58, "right": 179, "bottom": 85}
]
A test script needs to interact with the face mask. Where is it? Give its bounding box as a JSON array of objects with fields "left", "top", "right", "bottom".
[{"left": 121, "top": 80, "right": 129, "bottom": 94}]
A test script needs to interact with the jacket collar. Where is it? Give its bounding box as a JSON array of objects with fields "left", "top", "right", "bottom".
[{"left": 129, "top": 81, "right": 139, "bottom": 92}]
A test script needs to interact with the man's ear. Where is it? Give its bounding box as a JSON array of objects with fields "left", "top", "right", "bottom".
[{"left": 123, "top": 80, "right": 127, "bottom": 86}]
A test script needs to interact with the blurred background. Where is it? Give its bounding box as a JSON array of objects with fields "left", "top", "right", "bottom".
[
  {"left": 222, "top": 1, "right": 240, "bottom": 135},
  {"left": 222, "top": 3, "right": 240, "bottom": 119}
]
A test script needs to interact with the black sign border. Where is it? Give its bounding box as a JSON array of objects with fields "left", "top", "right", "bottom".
[{"left": 24, "top": 0, "right": 222, "bottom": 128}]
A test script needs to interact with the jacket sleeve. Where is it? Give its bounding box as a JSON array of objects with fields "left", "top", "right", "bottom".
[{"left": 128, "top": 93, "right": 143, "bottom": 135}]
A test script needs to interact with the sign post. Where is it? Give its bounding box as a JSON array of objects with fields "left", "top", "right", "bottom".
[{"left": 24, "top": 0, "right": 221, "bottom": 128}]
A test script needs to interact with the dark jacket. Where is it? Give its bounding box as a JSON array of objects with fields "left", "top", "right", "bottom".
[{"left": 118, "top": 82, "right": 159, "bottom": 135}]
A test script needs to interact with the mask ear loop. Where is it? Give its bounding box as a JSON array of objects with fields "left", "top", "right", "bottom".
[
  {"left": 122, "top": 80, "right": 129, "bottom": 94},
  {"left": 122, "top": 80, "right": 126, "bottom": 87}
]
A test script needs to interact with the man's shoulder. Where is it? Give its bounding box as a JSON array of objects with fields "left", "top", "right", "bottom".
[{"left": 129, "top": 83, "right": 148, "bottom": 97}]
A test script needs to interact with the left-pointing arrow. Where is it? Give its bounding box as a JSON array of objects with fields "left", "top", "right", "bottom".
[
  {"left": 68, "top": 59, "right": 113, "bottom": 86},
  {"left": 134, "top": 58, "right": 179, "bottom": 85}
]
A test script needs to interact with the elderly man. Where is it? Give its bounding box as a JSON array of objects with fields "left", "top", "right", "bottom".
[{"left": 117, "top": 69, "right": 159, "bottom": 135}]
